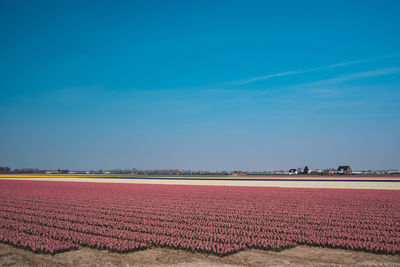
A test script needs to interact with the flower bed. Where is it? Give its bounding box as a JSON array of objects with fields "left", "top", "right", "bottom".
[{"left": 0, "top": 180, "right": 399, "bottom": 255}]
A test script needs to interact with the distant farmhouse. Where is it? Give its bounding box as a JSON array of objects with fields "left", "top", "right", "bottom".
[
  {"left": 337, "top": 165, "right": 352, "bottom": 175},
  {"left": 290, "top": 166, "right": 353, "bottom": 175}
]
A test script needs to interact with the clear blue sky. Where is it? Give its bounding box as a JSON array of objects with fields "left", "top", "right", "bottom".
[{"left": 1, "top": 0, "right": 399, "bottom": 171}]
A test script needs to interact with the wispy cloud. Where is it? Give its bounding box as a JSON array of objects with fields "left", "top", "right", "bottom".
[
  {"left": 295, "top": 67, "right": 400, "bottom": 88},
  {"left": 228, "top": 53, "right": 400, "bottom": 86}
]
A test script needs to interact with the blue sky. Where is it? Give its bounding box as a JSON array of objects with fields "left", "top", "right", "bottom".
[{"left": 1, "top": 0, "right": 400, "bottom": 171}]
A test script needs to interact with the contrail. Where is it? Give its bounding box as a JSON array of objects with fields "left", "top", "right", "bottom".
[
  {"left": 228, "top": 53, "right": 400, "bottom": 86},
  {"left": 293, "top": 67, "right": 400, "bottom": 88}
]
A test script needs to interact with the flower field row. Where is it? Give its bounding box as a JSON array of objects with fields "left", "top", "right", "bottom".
[{"left": 0, "top": 180, "right": 399, "bottom": 255}]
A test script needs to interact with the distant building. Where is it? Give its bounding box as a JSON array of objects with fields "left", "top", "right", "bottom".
[
  {"left": 337, "top": 165, "right": 352, "bottom": 175},
  {"left": 288, "top": 169, "right": 297, "bottom": 175},
  {"left": 309, "top": 169, "right": 322, "bottom": 175},
  {"left": 322, "top": 168, "right": 335, "bottom": 176}
]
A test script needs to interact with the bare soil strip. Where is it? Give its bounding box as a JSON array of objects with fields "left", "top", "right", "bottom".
[
  {"left": 1, "top": 243, "right": 400, "bottom": 267},
  {"left": 1, "top": 176, "right": 400, "bottom": 189}
]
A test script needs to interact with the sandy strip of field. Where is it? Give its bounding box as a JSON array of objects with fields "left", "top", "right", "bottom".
[
  {"left": 0, "top": 177, "right": 399, "bottom": 190},
  {"left": 1, "top": 243, "right": 400, "bottom": 267}
]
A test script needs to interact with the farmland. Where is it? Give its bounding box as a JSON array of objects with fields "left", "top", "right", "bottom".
[
  {"left": 0, "top": 180, "right": 399, "bottom": 260},
  {"left": 1, "top": 175, "right": 400, "bottom": 190}
]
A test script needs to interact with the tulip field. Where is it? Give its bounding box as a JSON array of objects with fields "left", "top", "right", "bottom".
[{"left": 0, "top": 180, "right": 399, "bottom": 256}]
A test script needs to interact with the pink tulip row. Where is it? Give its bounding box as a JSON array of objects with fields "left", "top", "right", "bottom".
[
  {"left": 0, "top": 180, "right": 399, "bottom": 255},
  {"left": 1, "top": 207, "right": 398, "bottom": 251},
  {"left": 2, "top": 197, "right": 396, "bottom": 233},
  {"left": 0, "top": 226, "right": 77, "bottom": 254}
]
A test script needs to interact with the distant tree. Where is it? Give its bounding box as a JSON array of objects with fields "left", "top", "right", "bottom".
[
  {"left": 303, "top": 166, "right": 309, "bottom": 175},
  {"left": 0, "top": 166, "right": 10, "bottom": 174}
]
